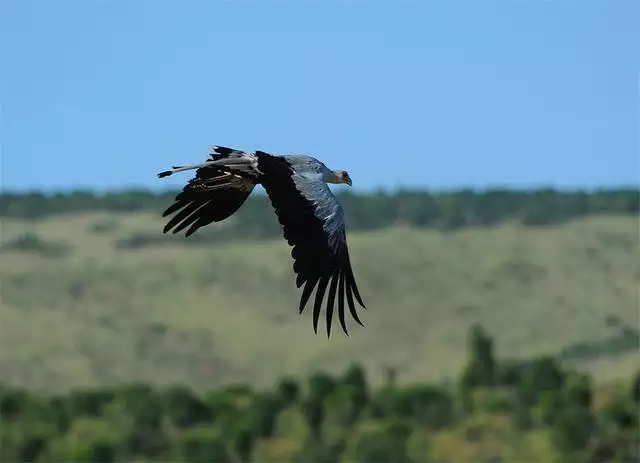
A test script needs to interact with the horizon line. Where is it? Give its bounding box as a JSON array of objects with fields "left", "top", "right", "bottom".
[{"left": 1, "top": 183, "right": 638, "bottom": 197}]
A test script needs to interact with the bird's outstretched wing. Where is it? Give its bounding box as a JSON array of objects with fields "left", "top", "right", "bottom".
[
  {"left": 255, "top": 151, "right": 366, "bottom": 337},
  {"left": 158, "top": 146, "right": 258, "bottom": 237}
]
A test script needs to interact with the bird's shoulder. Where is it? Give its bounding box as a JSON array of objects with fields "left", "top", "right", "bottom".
[
  {"left": 281, "top": 154, "right": 325, "bottom": 172},
  {"left": 256, "top": 152, "right": 342, "bottom": 219}
]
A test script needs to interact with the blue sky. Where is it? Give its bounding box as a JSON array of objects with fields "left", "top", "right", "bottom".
[{"left": 1, "top": 0, "right": 638, "bottom": 192}]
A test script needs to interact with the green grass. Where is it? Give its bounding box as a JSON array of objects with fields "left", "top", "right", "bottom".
[{"left": 0, "top": 212, "right": 637, "bottom": 392}]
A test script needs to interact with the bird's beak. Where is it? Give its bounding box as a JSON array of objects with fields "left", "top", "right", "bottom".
[{"left": 345, "top": 177, "right": 352, "bottom": 187}]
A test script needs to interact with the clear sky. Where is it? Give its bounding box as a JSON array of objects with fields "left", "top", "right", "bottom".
[{"left": 1, "top": 0, "right": 638, "bottom": 192}]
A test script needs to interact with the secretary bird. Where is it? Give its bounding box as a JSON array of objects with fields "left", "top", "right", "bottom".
[{"left": 157, "top": 145, "right": 366, "bottom": 337}]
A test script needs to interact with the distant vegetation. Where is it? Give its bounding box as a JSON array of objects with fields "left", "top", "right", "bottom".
[
  {"left": 0, "top": 232, "right": 70, "bottom": 257},
  {"left": 4, "top": 188, "right": 636, "bottom": 250},
  {"left": 1, "top": 188, "right": 637, "bottom": 233},
  {"left": 0, "top": 325, "right": 637, "bottom": 462},
  {"left": 0, "top": 189, "right": 637, "bottom": 462}
]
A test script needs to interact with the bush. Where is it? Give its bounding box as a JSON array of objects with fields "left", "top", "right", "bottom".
[
  {"left": 162, "top": 385, "right": 213, "bottom": 428},
  {"left": 66, "top": 388, "right": 115, "bottom": 418},
  {"left": 0, "top": 423, "right": 53, "bottom": 463},
  {"left": 632, "top": 369, "right": 640, "bottom": 404},
  {"left": 374, "top": 385, "right": 455, "bottom": 430},
  {"left": 550, "top": 405, "right": 596, "bottom": 457},
  {"left": 112, "top": 383, "right": 163, "bottom": 429},
  {"left": 0, "top": 326, "right": 637, "bottom": 462},
  {"left": 515, "top": 356, "right": 566, "bottom": 407},
  {"left": 325, "top": 385, "right": 369, "bottom": 429},
  {"left": 308, "top": 372, "right": 337, "bottom": 403},
  {"left": 170, "top": 427, "right": 231, "bottom": 463},
  {"left": 247, "top": 393, "right": 283, "bottom": 438},
  {"left": 50, "top": 418, "right": 126, "bottom": 462},
  {"left": 0, "top": 387, "right": 31, "bottom": 421},
  {"left": 344, "top": 421, "right": 412, "bottom": 463}
]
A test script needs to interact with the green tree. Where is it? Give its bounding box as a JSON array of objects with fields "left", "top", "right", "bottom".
[
  {"left": 308, "top": 372, "right": 336, "bottom": 402},
  {"left": 631, "top": 369, "right": 640, "bottom": 404},
  {"left": 66, "top": 388, "right": 115, "bottom": 418},
  {"left": 301, "top": 372, "right": 336, "bottom": 441},
  {"left": 162, "top": 385, "right": 213, "bottom": 428},
  {"left": 247, "top": 393, "right": 282, "bottom": 438},
  {"left": 515, "top": 356, "right": 565, "bottom": 407},
  {"left": 344, "top": 421, "right": 412, "bottom": 463},
  {"left": 325, "top": 384, "right": 369, "bottom": 430},
  {"left": 589, "top": 396, "right": 639, "bottom": 463},
  {"left": 0, "top": 423, "right": 53, "bottom": 463},
  {"left": 0, "top": 387, "right": 30, "bottom": 421},
  {"left": 600, "top": 394, "right": 637, "bottom": 431},
  {"left": 342, "top": 363, "right": 368, "bottom": 392},
  {"left": 302, "top": 399, "right": 325, "bottom": 441},
  {"left": 229, "top": 424, "right": 254, "bottom": 462},
  {"left": 42, "top": 395, "right": 71, "bottom": 433},
  {"left": 540, "top": 373, "right": 592, "bottom": 427},
  {"left": 339, "top": 363, "right": 369, "bottom": 423},
  {"left": 113, "top": 383, "right": 163, "bottom": 429},
  {"left": 49, "top": 418, "right": 126, "bottom": 463},
  {"left": 393, "top": 385, "right": 454, "bottom": 429},
  {"left": 550, "top": 405, "right": 596, "bottom": 460},
  {"left": 17, "top": 435, "right": 47, "bottom": 463},
  {"left": 170, "top": 427, "right": 231, "bottom": 463},
  {"left": 293, "top": 441, "right": 344, "bottom": 462},
  {"left": 109, "top": 383, "right": 166, "bottom": 458},
  {"left": 563, "top": 373, "right": 592, "bottom": 409},
  {"left": 457, "top": 380, "right": 475, "bottom": 415},
  {"left": 276, "top": 377, "right": 299, "bottom": 407},
  {"left": 460, "top": 324, "right": 497, "bottom": 388}
]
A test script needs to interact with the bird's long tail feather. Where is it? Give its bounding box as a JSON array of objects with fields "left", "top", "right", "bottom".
[
  {"left": 157, "top": 161, "right": 219, "bottom": 178},
  {"left": 157, "top": 152, "right": 257, "bottom": 179}
]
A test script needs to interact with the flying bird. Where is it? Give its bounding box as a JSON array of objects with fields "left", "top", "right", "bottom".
[{"left": 157, "top": 145, "right": 366, "bottom": 337}]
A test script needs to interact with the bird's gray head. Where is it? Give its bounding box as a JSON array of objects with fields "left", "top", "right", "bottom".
[{"left": 331, "top": 169, "right": 352, "bottom": 186}]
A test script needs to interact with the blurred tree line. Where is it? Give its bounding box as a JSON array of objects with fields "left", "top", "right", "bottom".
[
  {"left": 1, "top": 325, "right": 637, "bottom": 462},
  {"left": 1, "top": 188, "right": 637, "bottom": 234}
]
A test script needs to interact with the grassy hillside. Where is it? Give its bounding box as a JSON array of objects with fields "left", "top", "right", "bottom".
[{"left": 0, "top": 211, "right": 637, "bottom": 392}]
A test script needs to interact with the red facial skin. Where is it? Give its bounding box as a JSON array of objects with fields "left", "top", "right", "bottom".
[{"left": 338, "top": 170, "right": 351, "bottom": 184}]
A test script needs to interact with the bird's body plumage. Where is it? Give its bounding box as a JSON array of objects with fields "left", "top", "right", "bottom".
[{"left": 157, "top": 146, "right": 365, "bottom": 337}]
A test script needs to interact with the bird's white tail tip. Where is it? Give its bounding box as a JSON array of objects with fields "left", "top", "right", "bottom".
[{"left": 156, "top": 161, "right": 218, "bottom": 179}]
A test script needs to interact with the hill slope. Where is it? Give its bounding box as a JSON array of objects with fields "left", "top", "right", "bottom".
[{"left": 0, "top": 212, "right": 637, "bottom": 392}]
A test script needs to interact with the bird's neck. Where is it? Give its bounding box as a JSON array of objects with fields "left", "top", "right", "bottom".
[{"left": 321, "top": 168, "right": 340, "bottom": 184}]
